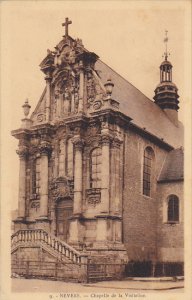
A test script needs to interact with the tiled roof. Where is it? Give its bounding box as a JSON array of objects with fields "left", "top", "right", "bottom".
[
  {"left": 95, "top": 60, "right": 184, "bottom": 148},
  {"left": 158, "top": 148, "right": 184, "bottom": 182}
]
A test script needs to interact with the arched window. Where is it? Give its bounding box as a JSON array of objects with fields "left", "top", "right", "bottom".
[
  {"left": 167, "top": 195, "right": 179, "bottom": 222},
  {"left": 143, "top": 147, "right": 154, "bottom": 197},
  {"left": 31, "top": 157, "right": 40, "bottom": 195},
  {"left": 66, "top": 138, "right": 74, "bottom": 178},
  {"left": 90, "top": 147, "right": 102, "bottom": 188}
]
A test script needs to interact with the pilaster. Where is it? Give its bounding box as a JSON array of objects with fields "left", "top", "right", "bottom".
[
  {"left": 78, "top": 61, "right": 84, "bottom": 113},
  {"left": 68, "top": 136, "right": 84, "bottom": 244},
  {"left": 58, "top": 139, "right": 67, "bottom": 177},
  {"left": 95, "top": 120, "right": 112, "bottom": 242},
  {"left": 100, "top": 133, "right": 112, "bottom": 213},
  {"left": 110, "top": 136, "right": 122, "bottom": 214},
  {"left": 72, "top": 136, "right": 84, "bottom": 215},
  {"left": 37, "top": 141, "right": 52, "bottom": 222},
  {"left": 16, "top": 146, "right": 28, "bottom": 220}
]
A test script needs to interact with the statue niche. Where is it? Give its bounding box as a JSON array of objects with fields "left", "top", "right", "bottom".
[
  {"left": 53, "top": 71, "right": 79, "bottom": 118},
  {"left": 86, "top": 71, "right": 105, "bottom": 111}
]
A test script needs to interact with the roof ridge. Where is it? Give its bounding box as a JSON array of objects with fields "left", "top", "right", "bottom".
[
  {"left": 97, "top": 59, "right": 154, "bottom": 104},
  {"left": 30, "top": 87, "right": 46, "bottom": 120},
  {"left": 97, "top": 59, "right": 182, "bottom": 130}
]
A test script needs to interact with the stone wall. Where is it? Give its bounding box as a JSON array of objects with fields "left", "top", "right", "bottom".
[
  {"left": 11, "top": 246, "right": 86, "bottom": 282},
  {"left": 156, "top": 181, "right": 184, "bottom": 262},
  {"left": 12, "top": 113, "right": 184, "bottom": 270},
  {"left": 122, "top": 129, "right": 168, "bottom": 261}
]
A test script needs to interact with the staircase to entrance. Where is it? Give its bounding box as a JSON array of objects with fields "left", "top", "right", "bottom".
[
  {"left": 11, "top": 229, "right": 88, "bottom": 282},
  {"left": 11, "top": 229, "right": 126, "bottom": 282}
]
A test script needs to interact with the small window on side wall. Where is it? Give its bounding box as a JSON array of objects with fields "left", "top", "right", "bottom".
[{"left": 167, "top": 195, "right": 179, "bottom": 223}]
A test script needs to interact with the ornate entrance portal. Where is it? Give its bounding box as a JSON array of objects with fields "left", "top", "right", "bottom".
[{"left": 56, "top": 198, "right": 73, "bottom": 241}]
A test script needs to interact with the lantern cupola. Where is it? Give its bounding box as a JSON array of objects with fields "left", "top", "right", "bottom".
[{"left": 154, "top": 31, "right": 179, "bottom": 126}]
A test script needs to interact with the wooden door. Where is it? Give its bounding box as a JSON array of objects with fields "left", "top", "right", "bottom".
[{"left": 56, "top": 199, "right": 73, "bottom": 241}]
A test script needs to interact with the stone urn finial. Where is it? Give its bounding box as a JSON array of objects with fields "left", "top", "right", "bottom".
[
  {"left": 22, "top": 99, "right": 31, "bottom": 118},
  {"left": 104, "top": 78, "right": 114, "bottom": 96}
]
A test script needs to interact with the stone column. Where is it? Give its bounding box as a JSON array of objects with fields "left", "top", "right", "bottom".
[
  {"left": 45, "top": 74, "right": 52, "bottom": 122},
  {"left": 100, "top": 133, "right": 111, "bottom": 213},
  {"left": 78, "top": 61, "right": 84, "bottom": 112},
  {"left": 59, "top": 139, "right": 67, "bottom": 177},
  {"left": 16, "top": 146, "right": 28, "bottom": 219},
  {"left": 73, "top": 136, "right": 84, "bottom": 215},
  {"left": 39, "top": 142, "right": 52, "bottom": 219}
]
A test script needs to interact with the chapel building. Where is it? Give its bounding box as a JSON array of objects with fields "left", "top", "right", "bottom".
[{"left": 11, "top": 19, "right": 184, "bottom": 281}]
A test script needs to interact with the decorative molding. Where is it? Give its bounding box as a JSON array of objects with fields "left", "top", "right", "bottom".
[
  {"left": 31, "top": 201, "right": 40, "bottom": 210},
  {"left": 36, "top": 113, "right": 45, "bottom": 123},
  {"left": 30, "top": 136, "right": 40, "bottom": 147},
  {"left": 29, "top": 146, "right": 39, "bottom": 156},
  {"left": 101, "top": 118, "right": 109, "bottom": 130},
  {"left": 86, "top": 135, "right": 101, "bottom": 148},
  {"left": 87, "top": 126, "right": 100, "bottom": 137},
  {"left": 93, "top": 100, "right": 102, "bottom": 110},
  {"left": 39, "top": 141, "right": 52, "bottom": 156},
  {"left": 74, "top": 126, "right": 81, "bottom": 135},
  {"left": 30, "top": 194, "right": 40, "bottom": 200},
  {"left": 88, "top": 196, "right": 101, "bottom": 207},
  {"left": 50, "top": 176, "right": 73, "bottom": 200},
  {"left": 101, "top": 133, "right": 113, "bottom": 146},
  {"left": 18, "top": 138, "right": 29, "bottom": 147},
  {"left": 111, "top": 136, "right": 123, "bottom": 149},
  {"left": 16, "top": 146, "right": 28, "bottom": 158},
  {"left": 72, "top": 136, "right": 85, "bottom": 151},
  {"left": 86, "top": 71, "right": 105, "bottom": 111},
  {"left": 86, "top": 188, "right": 101, "bottom": 207}
]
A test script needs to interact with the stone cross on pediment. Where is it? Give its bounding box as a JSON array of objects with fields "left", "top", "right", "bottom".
[{"left": 62, "top": 17, "right": 72, "bottom": 37}]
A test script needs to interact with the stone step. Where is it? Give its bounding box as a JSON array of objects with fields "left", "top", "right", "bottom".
[{"left": 88, "top": 276, "right": 113, "bottom": 282}]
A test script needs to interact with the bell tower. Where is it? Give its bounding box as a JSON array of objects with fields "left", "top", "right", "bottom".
[{"left": 154, "top": 31, "right": 179, "bottom": 126}]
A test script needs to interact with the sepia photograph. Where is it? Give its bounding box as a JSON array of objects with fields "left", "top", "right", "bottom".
[{"left": 0, "top": 1, "right": 191, "bottom": 299}]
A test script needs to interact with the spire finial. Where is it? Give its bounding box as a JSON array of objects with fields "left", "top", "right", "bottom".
[
  {"left": 163, "top": 30, "right": 170, "bottom": 60},
  {"left": 62, "top": 17, "right": 72, "bottom": 37}
]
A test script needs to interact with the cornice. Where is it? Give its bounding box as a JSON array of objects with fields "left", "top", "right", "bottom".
[
  {"left": 11, "top": 124, "right": 56, "bottom": 140},
  {"left": 128, "top": 123, "right": 174, "bottom": 151},
  {"left": 157, "top": 178, "right": 184, "bottom": 184},
  {"left": 90, "top": 108, "right": 132, "bottom": 128}
]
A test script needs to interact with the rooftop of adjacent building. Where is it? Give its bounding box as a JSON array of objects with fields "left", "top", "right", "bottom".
[{"left": 158, "top": 147, "right": 184, "bottom": 183}]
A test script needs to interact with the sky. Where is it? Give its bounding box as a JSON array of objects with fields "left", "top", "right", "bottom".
[{"left": 1, "top": 1, "right": 191, "bottom": 210}]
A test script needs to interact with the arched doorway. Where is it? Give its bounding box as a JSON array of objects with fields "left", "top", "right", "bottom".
[{"left": 56, "top": 198, "right": 73, "bottom": 241}]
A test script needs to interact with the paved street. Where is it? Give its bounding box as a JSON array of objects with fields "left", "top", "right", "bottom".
[{"left": 12, "top": 278, "right": 184, "bottom": 293}]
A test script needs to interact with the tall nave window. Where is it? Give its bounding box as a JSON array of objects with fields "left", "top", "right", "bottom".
[
  {"left": 90, "top": 147, "right": 102, "bottom": 188},
  {"left": 143, "top": 147, "right": 154, "bottom": 197}
]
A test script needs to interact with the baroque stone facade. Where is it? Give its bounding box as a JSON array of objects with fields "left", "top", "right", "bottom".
[{"left": 11, "top": 20, "right": 184, "bottom": 280}]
